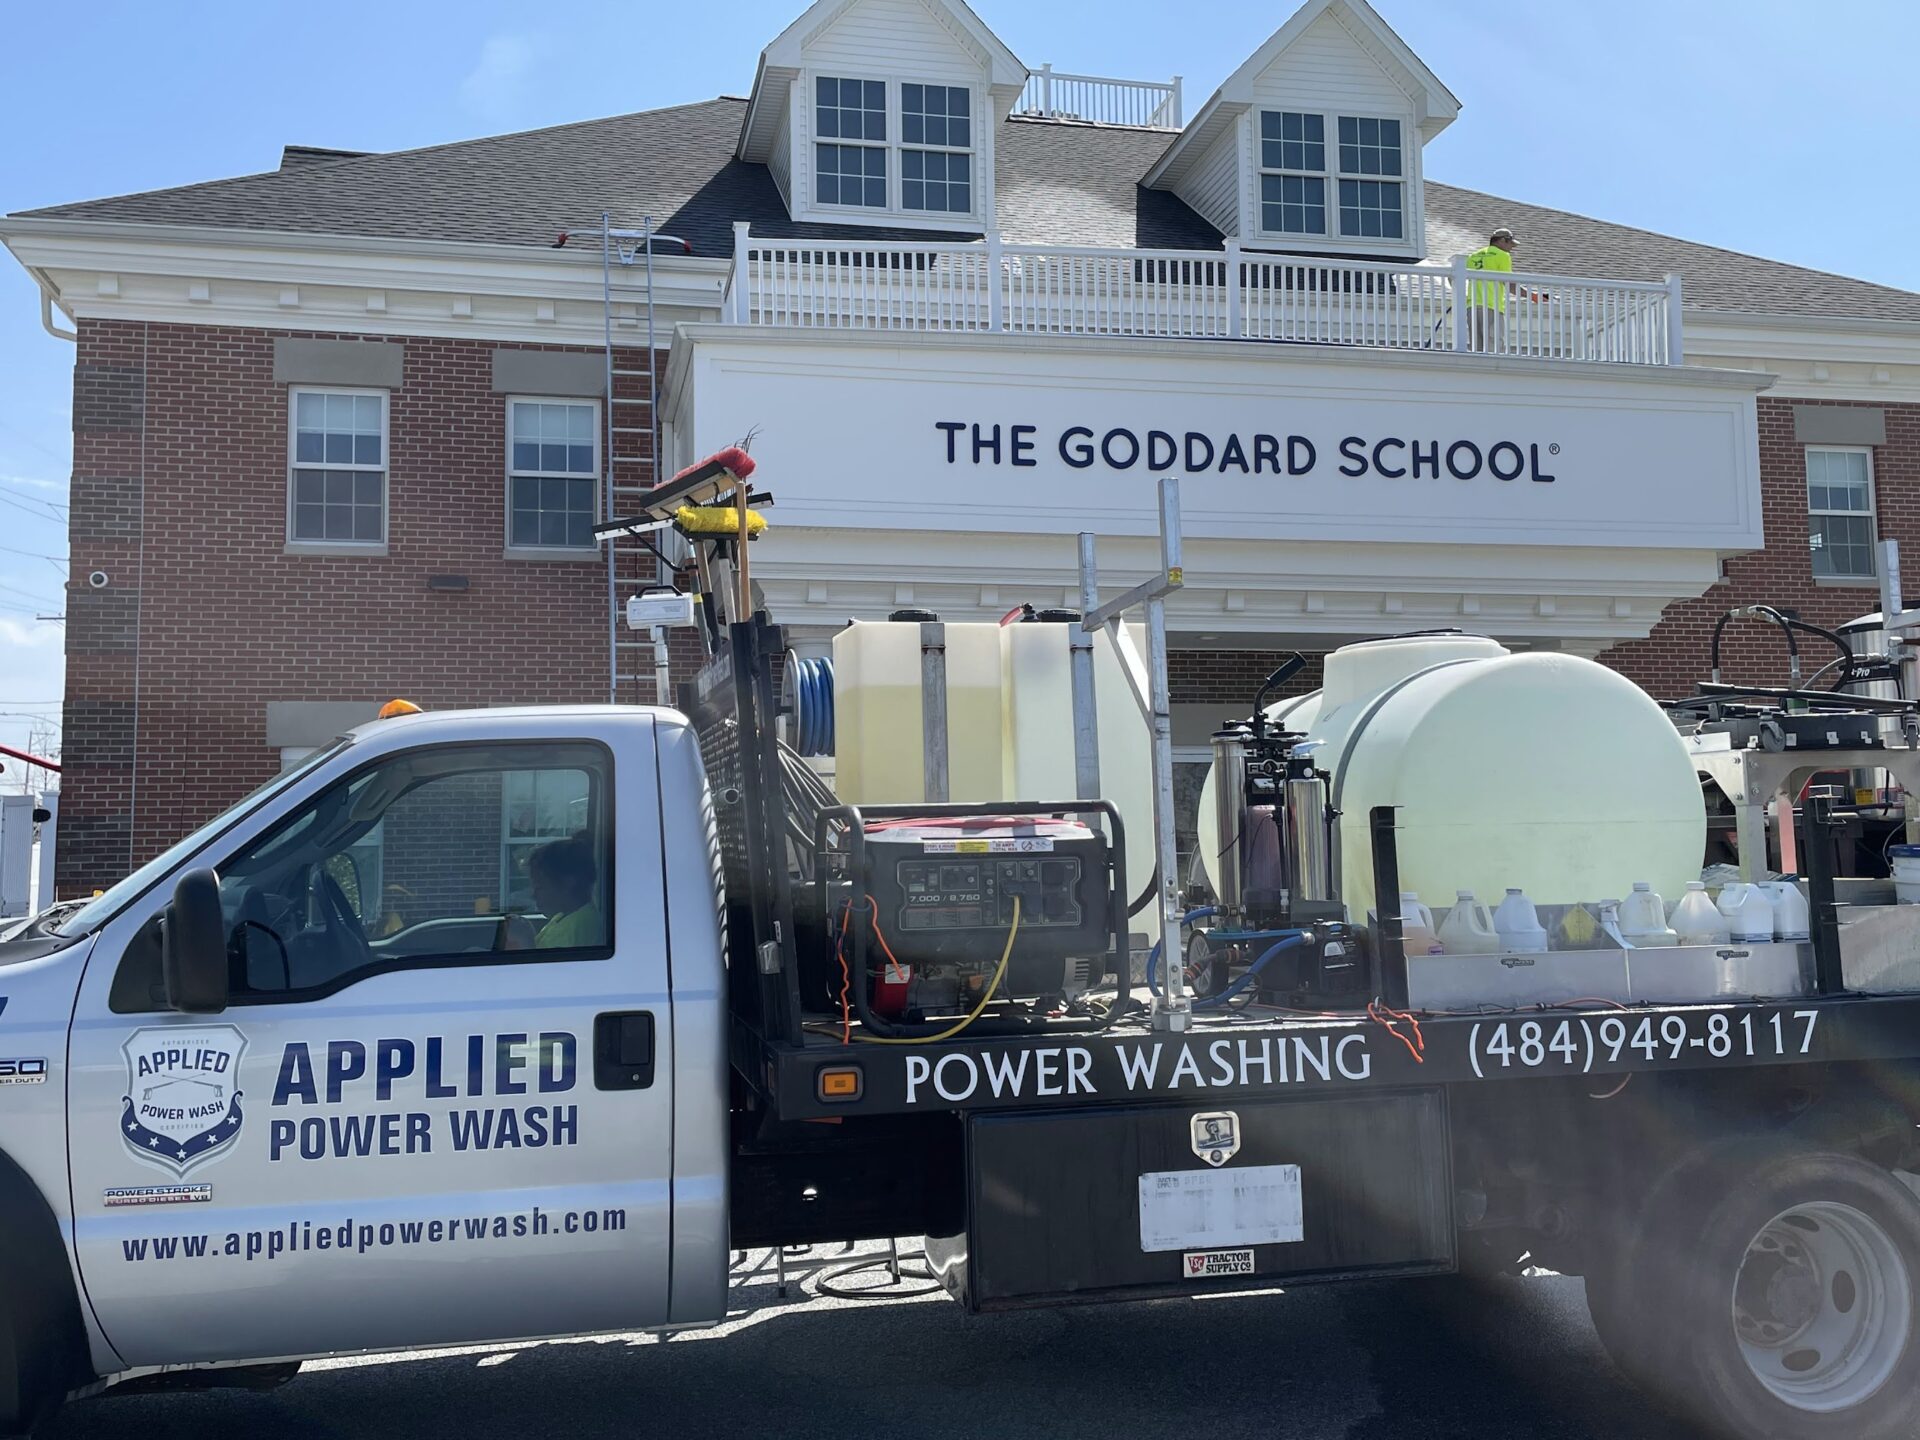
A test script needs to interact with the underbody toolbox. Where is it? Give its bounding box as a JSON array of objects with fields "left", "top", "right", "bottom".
[{"left": 926, "top": 1088, "right": 1452, "bottom": 1309}]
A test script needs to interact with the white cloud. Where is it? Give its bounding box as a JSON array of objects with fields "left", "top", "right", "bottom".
[{"left": 459, "top": 35, "right": 547, "bottom": 122}]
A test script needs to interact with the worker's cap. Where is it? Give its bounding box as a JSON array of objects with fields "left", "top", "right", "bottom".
[{"left": 1490, "top": 227, "right": 1517, "bottom": 244}]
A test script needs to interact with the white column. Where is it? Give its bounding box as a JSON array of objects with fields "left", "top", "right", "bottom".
[
  {"left": 1665, "top": 271, "right": 1685, "bottom": 365},
  {"left": 986, "top": 230, "right": 1005, "bottom": 333},
  {"left": 1224, "top": 236, "right": 1242, "bottom": 339},
  {"left": 731, "top": 221, "right": 752, "bottom": 325},
  {"left": 1451, "top": 253, "right": 1470, "bottom": 352}
]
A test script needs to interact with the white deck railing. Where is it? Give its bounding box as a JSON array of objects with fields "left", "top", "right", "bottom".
[
  {"left": 1017, "top": 65, "right": 1182, "bottom": 128},
  {"left": 723, "top": 224, "right": 1685, "bottom": 366}
]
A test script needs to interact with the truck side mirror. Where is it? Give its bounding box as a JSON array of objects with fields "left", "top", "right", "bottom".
[{"left": 162, "top": 869, "right": 229, "bottom": 1014}]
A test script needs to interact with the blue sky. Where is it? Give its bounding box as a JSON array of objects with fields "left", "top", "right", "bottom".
[{"left": 0, "top": 0, "right": 1915, "bottom": 771}]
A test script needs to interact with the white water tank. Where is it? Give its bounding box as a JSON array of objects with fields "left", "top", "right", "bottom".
[
  {"left": 833, "top": 620, "right": 1005, "bottom": 805},
  {"left": 832, "top": 616, "right": 1156, "bottom": 916},
  {"left": 1200, "top": 636, "right": 1705, "bottom": 915}
]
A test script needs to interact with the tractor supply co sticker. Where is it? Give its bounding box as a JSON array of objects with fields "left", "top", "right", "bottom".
[
  {"left": 1184, "top": 1248, "right": 1256, "bottom": 1278},
  {"left": 104, "top": 1184, "right": 212, "bottom": 1208},
  {"left": 1139, "top": 1163, "right": 1305, "bottom": 1253},
  {"left": 1190, "top": 1110, "right": 1241, "bottom": 1168},
  {"left": 0, "top": 1057, "right": 48, "bottom": 1085},
  {"left": 121, "top": 1026, "right": 248, "bottom": 1176},
  {"left": 921, "top": 838, "right": 1054, "bottom": 854}
]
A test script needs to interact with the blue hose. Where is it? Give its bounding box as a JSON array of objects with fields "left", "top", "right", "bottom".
[
  {"left": 788, "top": 655, "right": 835, "bottom": 757},
  {"left": 1146, "top": 914, "right": 1305, "bottom": 1008},
  {"left": 1195, "top": 935, "right": 1307, "bottom": 1009},
  {"left": 1143, "top": 907, "right": 1218, "bottom": 997}
]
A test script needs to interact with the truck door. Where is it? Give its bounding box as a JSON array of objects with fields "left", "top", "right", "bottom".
[{"left": 66, "top": 726, "right": 677, "bottom": 1365}]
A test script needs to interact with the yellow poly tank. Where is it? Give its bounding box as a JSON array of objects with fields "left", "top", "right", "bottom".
[
  {"left": 1000, "top": 619, "right": 1156, "bottom": 917},
  {"left": 832, "top": 620, "right": 1004, "bottom": 805},
  {"left": 1199, "top": 637, "right": 1704, "bottom": 916}
]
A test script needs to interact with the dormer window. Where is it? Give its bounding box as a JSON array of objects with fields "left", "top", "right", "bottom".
[
  {"left": 1259, "top": 111, "right": 1326, "bottom": 235},
  {"left": 901, "top": 84, "right": 972, "bottom": 214},
  {"left": 815, "top": 77, "right": 888, "bottom": 208},
  {"left": 1336, "top": 116, "right": 1403, "bottom": 239},
  {"left": 811, "top": 76, "right": 978, "bottom": 217},
  {"left": 1257, "top": 109, "right": 1405, "bottom": 241}
]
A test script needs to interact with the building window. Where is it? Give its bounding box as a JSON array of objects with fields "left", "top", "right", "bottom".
[
  {"left": 815, "top": 76, "right": 887, "bottom": 208},
  {"left": 1259, "top": 111, "right": 1325, "bottom": 235},
  {"left": 1336, "top": 117, "right": 1403, "bottom": 239},
  {"left": 901, "top": 83, "right": 972, "bottom": 213},
  {"left": 1807, "top": 446, "right": 1877, "bottom": 578},
  {"left": 507, "top": 399, "right": 598, "bottom": 551},
  {"left": 289, "top": 389, "right": 385, "bottom": 545}
]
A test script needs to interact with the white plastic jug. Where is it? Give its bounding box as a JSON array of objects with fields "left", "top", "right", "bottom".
[
  {"left": 1437, "top": 891, "right": 1499, "bottom": 955},
  {"left": 1718, "top": 882, "right": 1775, "bottom": 944},
  {"left": 1492, "top": 887, "right": 1549, "bottom": 954},
  {"left": 1596, "top": 899, "right": 1630, "bottom": 948},
  {"left": 1398, "top": 893, "right": 1443, "bottom": 955},
  {"left": 1618, "top": 882, "right": 1678, "bottom": 946},
  {"left": 1763, "top": 881, "right": 1810, "bottom": 942},
  {"left": 1671, "top": 881, "right": 1730, "bottom": 946}
]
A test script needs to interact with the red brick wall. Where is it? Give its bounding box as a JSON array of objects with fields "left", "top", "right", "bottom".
[
  {"left": 1601, "top": 396, "right": 1919, "bottom": 699},
  {"left": 60, "top": 319, "right": 666, "bottom": 897}
]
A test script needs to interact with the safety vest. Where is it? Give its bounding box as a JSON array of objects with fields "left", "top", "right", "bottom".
[{"left": 1465, "top": 245, "right": 1513, "bottom": 312}]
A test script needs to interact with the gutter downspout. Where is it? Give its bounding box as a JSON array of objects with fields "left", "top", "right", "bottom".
[{"left": 38, "top": 282, "right": 75, "bottom": 342}]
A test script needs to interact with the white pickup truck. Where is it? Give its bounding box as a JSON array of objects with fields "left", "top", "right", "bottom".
[{"left": 6, "top": 684, "right": 1920, "bottom": 1440}]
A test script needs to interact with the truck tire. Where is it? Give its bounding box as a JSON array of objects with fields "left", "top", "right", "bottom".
[
  {"left": 1639, "top": 1150, "right": 1920, "bottom": 1440},
  {"left": 0, "top": 1152, "right": 93, "bottom": 1438}
]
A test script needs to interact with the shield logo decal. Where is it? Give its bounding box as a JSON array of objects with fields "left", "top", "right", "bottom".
[
  {"left": 121, "top": 1025, "right": 248, "bottom": 1176},
  {"left": 1190, "top": 1110, "right": 1241, "bottom": 1168}
]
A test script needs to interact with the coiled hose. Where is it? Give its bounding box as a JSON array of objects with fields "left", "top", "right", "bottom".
[{"left": 786, "top": 654, "right": 835, "bottom": 757}]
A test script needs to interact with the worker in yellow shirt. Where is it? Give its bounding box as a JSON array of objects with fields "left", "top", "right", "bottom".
[
  {"left": 527, "top": 837, "right": 606, "bottom": 950},
  {"left": 1464, "top": 227, "right": 1539, "bottom": 353}
]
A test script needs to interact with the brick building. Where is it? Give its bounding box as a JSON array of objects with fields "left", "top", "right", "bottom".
[{"left": 5, "top": 0, "right": 1918, "bottom": 898}]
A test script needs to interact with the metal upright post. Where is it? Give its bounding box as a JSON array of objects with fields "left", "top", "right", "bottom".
[
  {"left": 1072, "top": 533, "right": 1102, "bottom": 804},
  {"left": 603, "top": 211, "right": 619, "bottom": 704},
  {"left": 1145, "top": 478, "right": 1187, "bottom": 1029},
  {"left": 921, "top": 621, "right": 950, "bottom": 804}
]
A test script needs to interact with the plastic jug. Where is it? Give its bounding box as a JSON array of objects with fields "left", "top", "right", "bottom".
[
  {"left": 1398, "top": 893, "right": 1443, "bottom": 956},
  {"left": 1717, "top": 882, "right": 1775, "bottom": 944},
  {"left": 1492, "top": 888, "right": 1549, "bottom": 954},
  {"left": 1671, "top": 881, "right": 1730, "bottom": 946},
  {"left": 1763, "top": 881, "right": 1810, "bottom": 942},
  {"left": 1437, "top": 891, "right": 1499, "bottom": 955},
  {"left": 1618, "top": 882, "right": 1678, "bottom": 947}
]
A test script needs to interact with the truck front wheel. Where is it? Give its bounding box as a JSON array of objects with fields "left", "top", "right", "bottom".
[{"left": 1650, "top": 1151, "right": 1920, "bottom": 1440}]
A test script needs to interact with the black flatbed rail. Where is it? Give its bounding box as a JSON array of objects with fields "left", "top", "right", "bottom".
[{"left": 755, "top": 992, "right": 1920, "bottom": 1120}]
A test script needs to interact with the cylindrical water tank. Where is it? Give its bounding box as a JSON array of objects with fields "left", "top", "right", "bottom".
[{"left": 1200, "top": 637, "right": 1705, "bottom": 915}]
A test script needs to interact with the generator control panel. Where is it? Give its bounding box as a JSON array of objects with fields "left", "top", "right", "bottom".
[
  {"left": 897, "top": 856, "right": 1086, "bottom": 931},
  {"left": 862, "top": 819, "right": 1112, "bottom": 965}
]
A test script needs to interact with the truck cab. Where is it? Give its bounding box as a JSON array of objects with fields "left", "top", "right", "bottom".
[{"left": 0, "top": 706, "right": 729, "bottom": 1428}]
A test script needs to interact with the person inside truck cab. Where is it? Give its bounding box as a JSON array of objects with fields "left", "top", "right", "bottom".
[{"left": 527, "top": 837, "right": 604, "bottom": 949}]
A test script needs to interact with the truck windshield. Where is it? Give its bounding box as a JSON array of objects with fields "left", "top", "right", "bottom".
[{"left": 53, "top": 739, "right": 351, "bottom": 940}]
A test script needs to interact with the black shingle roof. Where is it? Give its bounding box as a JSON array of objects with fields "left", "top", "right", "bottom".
[{"left": 16, "top": 96, "right": 1920, "bottom": 324}]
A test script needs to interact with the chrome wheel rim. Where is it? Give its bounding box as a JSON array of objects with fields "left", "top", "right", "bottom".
[{"left": 1731, "top": 1201, "right": 1911, "bottom": 1412}]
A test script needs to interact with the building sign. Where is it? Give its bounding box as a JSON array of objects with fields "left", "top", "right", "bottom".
[
  {"left": 685, "top": 337, "right": 1765, "bottom": 551},
  {"left": 934, "top": 421, "right": 1561, "bottom": 484}
]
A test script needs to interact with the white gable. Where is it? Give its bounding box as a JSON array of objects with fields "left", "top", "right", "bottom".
[
  {"left": 802, "top": 0, "right": 987, "bottom": 81},
  {"left": 1247, "top": 8, "right": 1416, "bottom": 114}
]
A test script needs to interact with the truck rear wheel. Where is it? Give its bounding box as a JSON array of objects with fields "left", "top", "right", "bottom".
[{"left": 1641, "top": 1151, "right": 1920, "bottom": 1439}]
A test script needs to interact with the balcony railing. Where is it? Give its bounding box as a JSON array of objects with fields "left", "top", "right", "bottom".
[
  {"left": 1016, "top": 65, "right": 1182, "bottom": 128},
  {"left": 723, "top": 224, "right": 1685, "bottom": 366}
]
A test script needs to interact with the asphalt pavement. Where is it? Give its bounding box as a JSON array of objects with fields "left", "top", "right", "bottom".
[{"left": 44, "top": 1243, "right": 1704, "bottom": 1440}]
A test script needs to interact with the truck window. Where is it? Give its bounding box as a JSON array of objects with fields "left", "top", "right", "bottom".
[{"left": 111, "top": 741, "right": 614, "bottom": 1010}]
